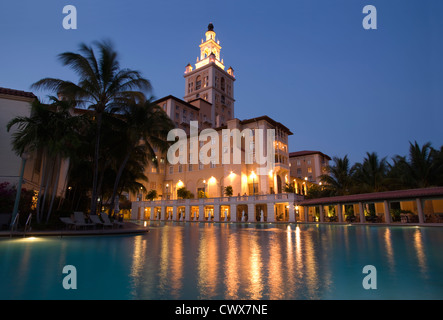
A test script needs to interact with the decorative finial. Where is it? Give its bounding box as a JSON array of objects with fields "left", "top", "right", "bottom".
[{"left": 208, "top": 23, "right": 214, "bottom": 31}]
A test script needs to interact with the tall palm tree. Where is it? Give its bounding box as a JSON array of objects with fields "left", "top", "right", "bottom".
[
  {"left": 7, "top": 98, "right": 80, "bottom": 222},
  {"left": 351, "top": 152, "right": 388, "bottom": 193},
  {"left": 107, "top": 98, "right": 174, "bottom": 217},
  {"left": 319, "top": 155, "right": 353, "bottom": 196},
  {"left": 31, "top": 40, "right": 151, "bottom": 215}
]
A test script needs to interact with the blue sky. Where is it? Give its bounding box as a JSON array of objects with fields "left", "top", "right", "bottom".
[{"left": 1, "top": 0, "right": 442, "bottom": 164}]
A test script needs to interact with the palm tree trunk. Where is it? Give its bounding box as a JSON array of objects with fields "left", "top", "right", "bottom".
[
  {"left": 40, "top": 156, "right": 56, "bottom": 222},
  {"left": 108, "top": 152, "right": 131, "bottom": 218},
  {"left": 90, "top": 112, "right": 103, "bottom": 215},
  {"left": 96, "top": 158, "right": 111, "bottom": 211},
  {"left": 46, "top": 155, "right": 62, "bottom": 223},
  {"left": 36, "top": 151, "right": 49, "bottom": 223},
  {"left": 57, "top": 159, "right": 71, "bottom": 210}
]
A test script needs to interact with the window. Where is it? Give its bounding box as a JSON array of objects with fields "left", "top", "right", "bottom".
[
  {"left": 196, "top": 75, "right": 201, "bottom": 90},
  {"left": 175, "top": 112, "right": 179, "bottom": 119},
  {"left": 221, "top": 77, "right": 225, "bottom": 91},
  {"left": 308, "top": 167, "right": 312, "bottom": 173},
  {"left": 199, "top": 163, "right": 204, "bottom": 170},
  {"left": 221, "top": 95, "right": 225, "bottom": 104},
  {"left": 178, "top": 164, "right": 183, "bottom": 173},
  {"left": 307, "top": 159, "right": 311, "bottom": 165},
  {"left": 297, "top": 160, "right": 301, "bottom": 166},
  {"left": 169, "top": 166, "right": 173, "bottom": 174},
  {"left": 210, "top": 160, "right": 216, "bottom": 168},
  {"left": 188, "top": 164, "right": 193, "bottom": 171},
  {"left": 223, "top": 146, "right": 228, "bottom": 154},
  {"left": 297, "top": 168, "right": 302, "bottom": 174}
]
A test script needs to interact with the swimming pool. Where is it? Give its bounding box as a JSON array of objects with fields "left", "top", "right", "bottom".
[{"left": 0, "top": 222, "right": 442, "bottom": 299}]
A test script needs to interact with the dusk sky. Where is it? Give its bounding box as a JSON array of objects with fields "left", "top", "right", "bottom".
[{"left": 1, "top": 0, "right": 442, "bottom": 164}]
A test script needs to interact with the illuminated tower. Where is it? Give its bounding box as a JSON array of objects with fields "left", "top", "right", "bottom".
[{"left": 184, "top": 23, "right": 235, "bottom": 127}]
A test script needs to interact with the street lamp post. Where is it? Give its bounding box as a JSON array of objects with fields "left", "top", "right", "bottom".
[{"left": 11, "top": 152, "right": 29, "bottom": 229}]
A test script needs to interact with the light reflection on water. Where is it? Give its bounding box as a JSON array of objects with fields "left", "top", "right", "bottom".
[{"left": 1, "top": 222, "right": 443, "bottom": 299}]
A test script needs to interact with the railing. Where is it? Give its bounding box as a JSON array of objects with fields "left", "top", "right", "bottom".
[
  {"left": 23, "top": 213, "right": 32, "bottom": 237},
  {"left": 9, "top": 213, "right": 19, "bottom": 237},
  {"left": 136, "top": 193, "right": 301, "bottom": 207}
]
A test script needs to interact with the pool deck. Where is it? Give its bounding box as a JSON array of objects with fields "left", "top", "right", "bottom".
[{"left": 0, "top": 222, "right": 149, "bottom": 238}]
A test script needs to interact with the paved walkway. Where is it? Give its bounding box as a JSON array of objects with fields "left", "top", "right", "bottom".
[{"left": 0, "top": 222, "right": 149, "bottom": 238}]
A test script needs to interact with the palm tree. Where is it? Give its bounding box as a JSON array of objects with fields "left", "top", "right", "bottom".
[
  {"left": 386, "top": 141, "right": 443, "bottom": 189},
  {"left": 431, "top": 146, "right": 443, "bottom": 186},
  {"left": 351, "top": 152, "right": 388, "bottom": 193},
  {"left": 319, "top": 155, "right": 353, "bottom": 196},
  {"left": 145, "top": 190, "right": 158, "bottom": 201},
  {"left": 7, "top": 98, "right": 81, "bottom": 222},
  {"left": 31, "top": 40, "right": 151, "bottom": 215},
  {"left": 107, "top": 97, "right": 174, "bottom": 217},
  {"left": 407, "top": 141, "right": 435, "bottom": 188}
]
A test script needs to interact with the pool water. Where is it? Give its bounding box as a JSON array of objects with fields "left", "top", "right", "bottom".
[{"left": 0, "top": 222, "right": 442, "bottom": 300}]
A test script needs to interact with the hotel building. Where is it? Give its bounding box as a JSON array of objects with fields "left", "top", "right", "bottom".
[
  {"left": 289, "top": 151, "right": 331, "bottom": 185},
  {"left": 133, "top": 24, "right": 296, "bottom": 201},
  {"left": 131, "top": 24, "right": 308, "bottom": 222}
]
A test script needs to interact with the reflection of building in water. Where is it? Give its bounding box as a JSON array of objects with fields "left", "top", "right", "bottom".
[{"left": 197, "top": 224, "right": 219, "bottom": 299}]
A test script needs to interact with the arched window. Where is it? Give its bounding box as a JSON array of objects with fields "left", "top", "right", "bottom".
[
  {"left": 221, "top": 77, "right": 225, "bottom": 91},
  {"left": 196, "top": 75, "right": 201, "bottom": 90}
]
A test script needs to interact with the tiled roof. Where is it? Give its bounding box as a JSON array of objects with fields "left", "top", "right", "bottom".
[
  {"left": 0, "top": 87, "right": 36, "bottom": 99},
  {"left": 289, "top": 150, "right": 331, "bottom": 160},
  {"left": 298, "top": 187, "right": 443, "bottom": 205}
]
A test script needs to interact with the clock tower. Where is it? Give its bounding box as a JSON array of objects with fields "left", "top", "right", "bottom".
[{"left": 183, "top": 23, "right": 235, "bottom": 127}]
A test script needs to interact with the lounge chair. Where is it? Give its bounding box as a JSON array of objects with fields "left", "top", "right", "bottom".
[
  {"left": 60, "top": 217, "right": 76, "bottom": 230},
  {"left": 73, "top": 211, "right": 93, "bottom": 229},
  {"left": 101, "top": 212, "right": 124, "bottom": 228},
  {"left": 90, "top": 214, "right": 113, "bottom": 229}
]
